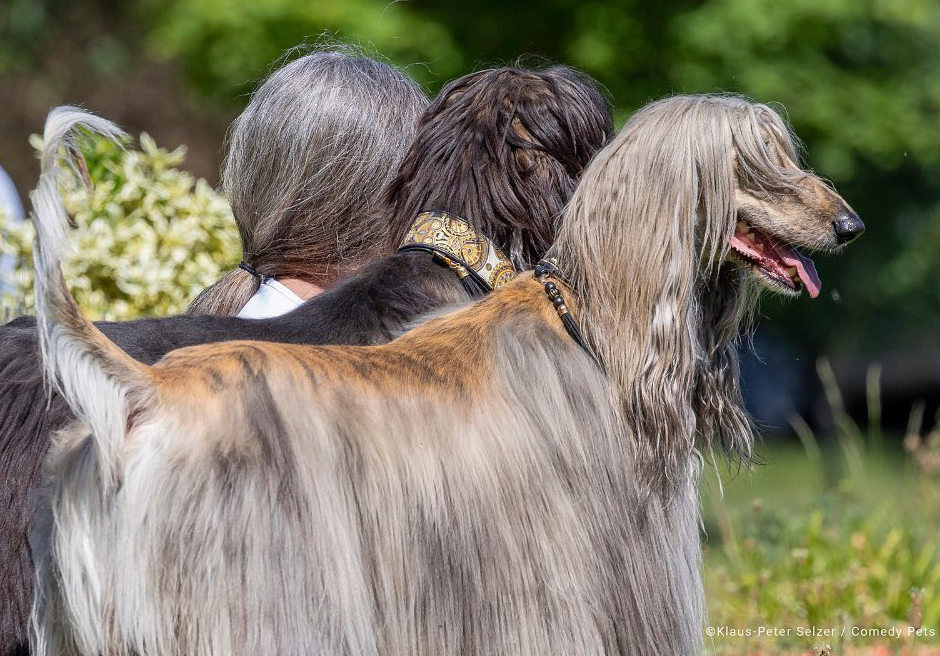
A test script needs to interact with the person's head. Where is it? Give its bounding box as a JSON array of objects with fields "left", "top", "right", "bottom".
[
  {"left": 189, "top": 46, "right": 429, "bottom": 315},
  {"left": 385, "top": 65, "right": 613, "bottom": 270}
]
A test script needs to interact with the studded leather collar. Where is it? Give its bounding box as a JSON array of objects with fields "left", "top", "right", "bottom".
[{"left": 397, "top": 211, "right": 517, "bottom": 292}]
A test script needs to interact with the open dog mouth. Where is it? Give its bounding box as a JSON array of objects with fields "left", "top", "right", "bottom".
[{"left": 730, "top": 221, "right": 821, "bottom": 298}]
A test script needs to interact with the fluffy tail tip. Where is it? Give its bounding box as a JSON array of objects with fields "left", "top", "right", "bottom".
[
  {"left": 31, "top": 106, "right": 126, "bottom": 274},
  {"left": 29, "top": 107, "right": 126, "bottom": 391}
]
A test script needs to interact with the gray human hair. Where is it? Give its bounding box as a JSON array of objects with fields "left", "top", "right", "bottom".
[{"left": 188, "top": 46, "right": 428, "bottom": 315}]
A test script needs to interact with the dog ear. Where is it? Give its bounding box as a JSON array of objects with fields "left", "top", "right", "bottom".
[{"left": 694, "top": 268, "right": 757, "bottom": 462}]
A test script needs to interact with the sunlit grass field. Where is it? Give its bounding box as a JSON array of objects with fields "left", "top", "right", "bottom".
[{"left": 703, "top": 364, "right": 940, "bottom": 656}]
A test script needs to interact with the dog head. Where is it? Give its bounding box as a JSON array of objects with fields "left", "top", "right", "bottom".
[
  {"left": 728, "top": 104, "right": 862, "bottom": 298},
  {"left": 384, "top": 65, "right": 614, "bottom": 269}
]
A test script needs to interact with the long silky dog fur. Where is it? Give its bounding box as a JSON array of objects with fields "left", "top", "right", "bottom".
[
  {"left": 0, "top": 66, "right": 612, "bottom": 656},
  {"left": 30, "top": 95, "right": 858, "bottom": 655}
]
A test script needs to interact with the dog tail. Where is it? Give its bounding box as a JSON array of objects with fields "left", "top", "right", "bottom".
[{"left": 31, "top": 106, "right": 153, "bottom": 485}]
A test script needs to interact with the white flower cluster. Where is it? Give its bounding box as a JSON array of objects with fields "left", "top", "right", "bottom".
[{"left": 0, "top": 132, "right": 240, "bottom": 321}]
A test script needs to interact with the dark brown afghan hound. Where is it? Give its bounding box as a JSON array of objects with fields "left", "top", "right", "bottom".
[
  {"left": 0, "top": 67, "right": 612, "bottom": 656},
  {"left": 30, "top": 96, "right": 860, "bottom": 655}
]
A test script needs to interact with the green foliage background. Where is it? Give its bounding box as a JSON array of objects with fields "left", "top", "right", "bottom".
[{"left": 0, "top": 133, "right": 238, "bottom": 320}]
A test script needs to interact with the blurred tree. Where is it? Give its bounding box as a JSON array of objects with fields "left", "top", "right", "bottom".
[
  {"left": 142, "top": 0, "right": 466, "bottom": 98},
  {"left": 0, "top": 0, "right": 233, "bottom": 195}
]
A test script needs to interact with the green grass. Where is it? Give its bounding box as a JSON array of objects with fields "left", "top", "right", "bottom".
[{"left": 702, "top": 361, "right": 940, "bottom": 655}]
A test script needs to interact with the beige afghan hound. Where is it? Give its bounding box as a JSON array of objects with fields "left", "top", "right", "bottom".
[{"left": 29, "top": 96, "right": 861, "bottom": 656}]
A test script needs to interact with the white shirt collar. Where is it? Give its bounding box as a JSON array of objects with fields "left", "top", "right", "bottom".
[{"left": 236, "top": 278, "right": 304, "bottom": 319}]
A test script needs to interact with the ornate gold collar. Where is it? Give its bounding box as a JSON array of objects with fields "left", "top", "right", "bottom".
[{"left": 397, "top": 211, "right": 517, "bottom": 293}]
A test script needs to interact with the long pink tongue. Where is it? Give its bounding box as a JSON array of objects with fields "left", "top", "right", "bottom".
[{"left": 775, "top": 242, "right": 821, "bottom": 298}]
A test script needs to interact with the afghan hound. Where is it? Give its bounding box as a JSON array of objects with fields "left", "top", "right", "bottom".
[
  {"left": 29, "top": 94, "right": 862, "bottom": 656},
  {"left": 0, "top": 66, "right": 612, "bottom": 656}
]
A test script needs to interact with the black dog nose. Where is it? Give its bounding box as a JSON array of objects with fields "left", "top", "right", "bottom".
[{"left": 832, "top": 213, "right": 865, "bottom": 244}]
